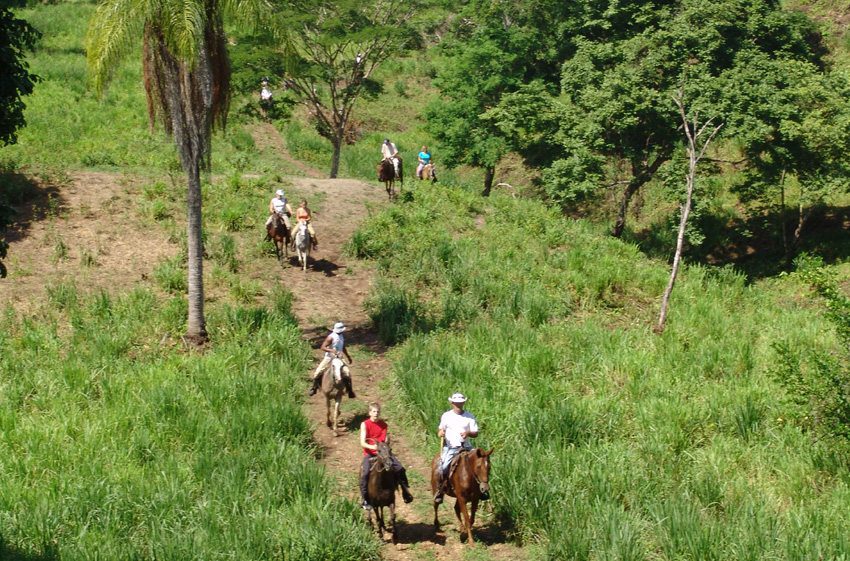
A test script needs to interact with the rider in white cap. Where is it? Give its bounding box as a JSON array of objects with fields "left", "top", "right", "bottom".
[
  {"left": 433, "top": 392, "right": 481, "bottom": 504},
  {"left": 266, "top": 188, "right": 293, "bottom": 231},
  {"left": 309, "top": 322, "right": 355, "bottom": 398}
]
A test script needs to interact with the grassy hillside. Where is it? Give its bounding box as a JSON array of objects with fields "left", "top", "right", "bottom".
[
  {"left": 0, "top": 287, "right": 380, "bottom": 560},
  {"left": 352, "top": 183, "right": 850, "bottom": 559}
]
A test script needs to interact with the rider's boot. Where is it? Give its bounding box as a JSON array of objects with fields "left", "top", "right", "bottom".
[
  {"left": 433, "top": 474, "right": 445, "bottom": 504},
  {"left": 343, "top": 376, "right": 356, "bottom": 399},
  {"left": 399, "top": 469, "right": 414, "bottom": 503},
  {"left": 307, "top": 375, "right": 321, "bottom": 396},
  {"left": 312, "top": 236, "right": 319, "bottom": 250}
]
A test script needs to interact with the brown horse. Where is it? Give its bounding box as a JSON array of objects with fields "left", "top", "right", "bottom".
[
  {"left": 320, "top": 358, "right": 349, "bottom": 436},
  {"left": 420, "top": 163, "right": 437, "bottom": 183},
  {"left": 266, "top": 213, "right": 290, "bottom": 263},
  {"left": 377, "top": 158, "right": 403, "bottom": 200},
  {"left": 364, "top": 440, "right": 399, "bottom": 544},
  {"left": 431, "top": 448, "right": 493, "bottom": 544}
]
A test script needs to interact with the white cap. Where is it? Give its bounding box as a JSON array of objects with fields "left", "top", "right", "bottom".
[
  {"left": 276, "top": 189, "right": 285, "bottom": 197},
  {"left": 333, "top": 322, "right": 346, "bottom": 333},
  {"left": 449, "top": 392, "right": 467, "bottom": 403}
]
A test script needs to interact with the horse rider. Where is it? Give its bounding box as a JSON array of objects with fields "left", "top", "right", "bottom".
[
  {"left": 359, "top": 402, "right": 414, "bottom": 510},
  {"left": 309, "top": 322, "right": 355, "bottom": 398},
  {"left": 259, "top": 78, "right": 273, "bottom": 118},
  {"left": 294, "top": 199, "right": 318, "bottom": 251},
  {"left": 265, "top": 188, "right": 293, "bottom": 232},
  {"left": 434, "top": 392, "right": 487, "bottom": 504},
  {"left": 381, "top": 138, "right": 402, "bottom": 177},
  {"left": 416, "top": 145, "right": 431, "bottom": 179}
]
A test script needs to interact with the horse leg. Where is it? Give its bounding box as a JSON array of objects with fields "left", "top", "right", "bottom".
[
  {"left": 325, "top": 395, "right": 333, "bottom": 428},
  {"left": 333, "top": 396, "right": 341, "bottom": 436},
  {"left": 375, "top": 506, "right": 385, "bottom": 541},
  {"left": 390, "top": 501, "right": 397, "bottom": 545},
  {"left": 456, "top": 497, "right": 473, "bottom": 544},
  {"left": 469, "top": 498, "right": 479, "bottom": 538}
]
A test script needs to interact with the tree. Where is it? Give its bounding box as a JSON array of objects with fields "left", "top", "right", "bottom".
[
  {"left": 656, "top": 89, "right": 722, "bottom": 333},
  {"left": 0, "top": 0, "right": 39, "bottom": 146},
  {"left": 0, "top": 0, "right": 40, "bottom": 278},
  {"left": 489, "top": 0, "right": 827, "bottom": 236},
  {"left": 279, "top": 0, "right": 417, "bottom": 178},
  {"left": 87, "top": 0, "right": 269, "bottom": 343},
  {"left": 724, "top": 55, "right": 850, "bottom": 253},
  {"left": 425, "top": 0, "right": 575, "bottom": 195}
]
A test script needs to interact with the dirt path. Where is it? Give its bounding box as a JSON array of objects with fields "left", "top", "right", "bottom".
[{"left": 276, "top": 176, "right": 525, "bottom": 559}]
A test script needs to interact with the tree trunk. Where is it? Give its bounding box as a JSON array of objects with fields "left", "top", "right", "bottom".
[
  {"left": 780, "top": 169, "right": 788, "bottom": 256},
  {"left": 329, "top": 136, "right": 342, "bottom": 178},
  {"left": 482, "top": 166, "right": 495, "bottom": 197},
  {"left": 656, "top": 168, "right": 695, "bottom": 333},
  {"left": 657, "top": 92, "right": 722, "bottom": 334},
  {"left": 185, "top": 162, "right": 207, "bottom": 343},
  {"left": 611, "top": 176, "right": 644, "bottom": 238},
  {"left": 793, "top": 199, "right": 807, "bottom": 248}
]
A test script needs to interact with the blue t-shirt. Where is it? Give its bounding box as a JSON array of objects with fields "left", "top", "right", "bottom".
[{"left": 418, "top": 151, "right": 431, "bottom": 164}]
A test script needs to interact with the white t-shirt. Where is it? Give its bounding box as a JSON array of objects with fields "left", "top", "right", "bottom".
[
  {"left": 439, "top": 410, "right": 478, "bottom": 448},
  {"left": 271, "top": 197, "right": 288, "bottom": 214},
  {"left": 381, "top": 142, "right": 398, "bottom": 159},
  {"left": 324, "top": 331, "right": 344, "bottom": 358},
  {"left": 261, "top": 87, "right": 273, "bottom": 101}
]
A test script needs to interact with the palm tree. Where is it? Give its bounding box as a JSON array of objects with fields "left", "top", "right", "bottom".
[{"left": 87, "top": 0, "right": 259, "bottom": 343}]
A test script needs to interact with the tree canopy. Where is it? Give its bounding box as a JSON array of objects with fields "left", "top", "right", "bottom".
[{"left": 0, "top": 0, "right": 39, "bottom": 147}]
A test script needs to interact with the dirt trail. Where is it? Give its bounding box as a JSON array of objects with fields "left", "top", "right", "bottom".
[{"left": 277, "top": 176, "right": 524, "bottom": 558}]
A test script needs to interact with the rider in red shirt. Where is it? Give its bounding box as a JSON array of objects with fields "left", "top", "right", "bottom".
[{"left": 359, "top": 402, "right": 414, "bottom": 509}]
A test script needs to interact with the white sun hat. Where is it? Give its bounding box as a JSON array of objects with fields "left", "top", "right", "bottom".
[
  {"left": 448, "top": 392, "right": 467, "bottom": 403},
  {"left": 275, "top": 189, "right": 285, "bottom": 197},
  {"left": 333, "top": 322, "right": 346, "bottom": 333}
]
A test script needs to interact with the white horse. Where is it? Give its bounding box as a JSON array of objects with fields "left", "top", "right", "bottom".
[
  {"left": 294, "top": 220, "right": 311, "bottom": 271},
  {"left": 321, "top": 357, "right": 349, "bottom": 436}
]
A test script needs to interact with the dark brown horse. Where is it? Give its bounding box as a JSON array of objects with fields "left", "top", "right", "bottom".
[
  {"left": 431, "top": 448, "right": 493, "bottom": 544},
  {"left": 266, "top": 213, "right": 290, "bottom": 263},
  {"left": 364, "top": 440, "right": 399, "bottom": 544},
  {"left": 377, "top": 158, "right": 403, "bottom": 200}
]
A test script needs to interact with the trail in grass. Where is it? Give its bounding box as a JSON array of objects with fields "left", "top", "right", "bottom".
[{"left": 267, "top": 140, "right": 527, "bottom": 559}]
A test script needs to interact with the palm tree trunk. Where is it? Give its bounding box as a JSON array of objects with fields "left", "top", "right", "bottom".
[{"left": 186, "top": 161, "right": 207, "bottom": 342}]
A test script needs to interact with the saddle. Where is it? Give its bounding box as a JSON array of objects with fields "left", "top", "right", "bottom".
[{"left": 440, "top": 449, "right": 469, "bottom": 495}]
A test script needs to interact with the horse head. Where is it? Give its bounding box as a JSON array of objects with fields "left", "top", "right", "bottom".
[
  {"left": 470, "top": 448, "right": 493, "bottom": 496},
  {"left": 331, "top": 357, "right": 346, "bottom": 381},
  {"left": 375, "top": 440, "right": 393, "bottom": 471}
]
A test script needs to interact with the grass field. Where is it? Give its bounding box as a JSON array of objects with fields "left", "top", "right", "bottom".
[{"left": 353, "top": 183, "right": 850, "bottom": 559}]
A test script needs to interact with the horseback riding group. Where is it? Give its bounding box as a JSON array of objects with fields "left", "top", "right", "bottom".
[
  {"left": 264, "top": 188, "right": 317, "bottom": 270},
  {"left": 377, "top": 138, "right": 437, "bottom": 200},
  {"left": 307, "top": 321, "right": 493, "bottom": 545}
]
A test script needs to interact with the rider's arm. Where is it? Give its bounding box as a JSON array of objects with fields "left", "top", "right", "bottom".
[
  {"left": 285, "top": 203, "right": 293, "bottom": 216},
  {"left": 343, "top": 347, "right": 353, "bottom": 364},
  {"left": 360, "top": 422, "right": 377, "bottom": 451},
  {"left": 319, "top": 334, "right": 334, "bottom": 354},
  {"left": 269, "top": 200, "right": 275, "bottom": 214}
]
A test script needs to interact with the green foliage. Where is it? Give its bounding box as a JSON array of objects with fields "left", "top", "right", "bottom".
[
  {"left": 0, "top": 1, "right": 40, "bottom": 146},
  {"left": 0, "top": 288, "right": 380, "bottom": 560},
  {"left": 357, "top": 181, "right": 850, "bottom": 557}
]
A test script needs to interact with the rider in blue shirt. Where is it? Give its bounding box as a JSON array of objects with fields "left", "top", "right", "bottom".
[{"left": 416, "top": 146, "right": 431, "bottom": 179}]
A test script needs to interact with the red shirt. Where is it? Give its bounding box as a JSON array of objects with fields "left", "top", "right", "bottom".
[{"left": 363, "top": 419, "right": 388, "bottom": 456}]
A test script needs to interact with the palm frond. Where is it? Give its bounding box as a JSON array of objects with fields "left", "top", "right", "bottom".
[{"left": 86, "top": 0, "right": 156, "bottom": 93}]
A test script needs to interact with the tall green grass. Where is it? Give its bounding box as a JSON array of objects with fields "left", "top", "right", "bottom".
[
  {"left": 354, "top": 183, "right": 850, "bottom": 559},
  {"left": 0, "top": 286, "right": 380, "bottom": 561}
]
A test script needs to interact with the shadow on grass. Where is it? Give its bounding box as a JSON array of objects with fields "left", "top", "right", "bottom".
[
  {"left": 627, "top": 203, "right": 850, "bottom": 281},
  {"left": 0, "top": 171, "right": 67, "bottom": 244}
]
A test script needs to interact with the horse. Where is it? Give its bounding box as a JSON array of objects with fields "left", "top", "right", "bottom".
[
  {"left": 431, "top": 448, "right": 494, "bottom": 544},
  {"left": 320, "top": 357, "right": 349, "bottom": 436},
  {"left": 377, "top": 158, "right": 403, "bottom": 200},
  {"left": 420, "top": 163, "right": 437, "bottom": 183},
  {"left": 266, "top": 213, "right": 290, "bottom": 263},
  {"left": 364, "top": 440, "right": 399, "bottom": 544},
  {"left": 293, "top": 220, "right": 310, "bottom": 271}
]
